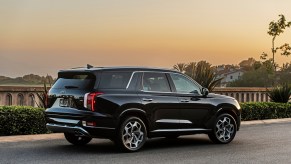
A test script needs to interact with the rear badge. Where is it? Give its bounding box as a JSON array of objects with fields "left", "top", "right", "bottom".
[
  {"left": 60, "top": 90, "right": 66, "bottom": 94},
  {"left": 59, "top": 98, "right": 75, "bottom": 107},
  {"left": 59, "top": 98, "right": 69, "bottom": 107}
]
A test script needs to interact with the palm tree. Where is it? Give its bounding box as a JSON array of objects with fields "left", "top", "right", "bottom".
[
  {"left": 173, "top": 63, "right": 188, "bottom": 73},
  {"left": 184, "top": 62, "right": 196, "bottom": 78},
  {"left": 35, "top": 75, "right": 52, "bottom": 108},
  {"left": 184, "top": 61, "right": 222, "bottom": 92}
]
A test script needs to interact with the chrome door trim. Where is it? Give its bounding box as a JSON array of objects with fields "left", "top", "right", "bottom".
[
  {"left": 156, "top": 119, "right": 192, "bottom": 124},
  {"left": 151, "top": 128, "right": 211, "bottom": 133}
]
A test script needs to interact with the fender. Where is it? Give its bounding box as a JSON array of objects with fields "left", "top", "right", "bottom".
[
  {"left": 119, "top": 108, "right": 146, "bottom": 117},
  {"left": 117, "top": 108, "right": 150, "bottom": 130}
]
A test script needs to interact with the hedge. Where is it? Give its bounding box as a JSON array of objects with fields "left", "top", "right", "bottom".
[
  {"left": 241, "top": 102, "right": 291, "bottom": 121},
  {"left": 0, "top": 103, "right": 291, "bottom": 136},
  {"left": 0, "top": 106, "right": 48, "bottom": 136}
]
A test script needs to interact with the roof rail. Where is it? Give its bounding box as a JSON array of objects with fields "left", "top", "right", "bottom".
[
  {"left": 71, "top": 64, "right": 94, "bottom": 69},
  {"left": 71, "top": 66, "right": 86, "bottom": 69}
]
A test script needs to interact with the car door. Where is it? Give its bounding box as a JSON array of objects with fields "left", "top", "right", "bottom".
[
  {"left": 168, "top": 73, "right": 213, "bottom": 129},
  {"left": 137, "top": 72, "right": 180, "bottom": 131}
]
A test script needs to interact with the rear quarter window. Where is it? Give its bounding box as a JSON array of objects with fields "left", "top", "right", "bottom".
[{"left": 99, "top": 72, "right": 132, "bottom": 89}]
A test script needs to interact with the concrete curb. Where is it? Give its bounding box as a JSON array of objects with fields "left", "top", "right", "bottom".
[
  {"left": 1, "top": 118, "right": 291, "bottom": 143},
  {"left": 0, "top": 133, "right": 63, "bottom": 143},
  {"left": 241, "top": 118, "right": 291, "bottom": 126}
]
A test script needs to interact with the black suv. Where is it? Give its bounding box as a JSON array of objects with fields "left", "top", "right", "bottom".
[{"left": 45, "top": 66, "right": 241, "bottom": 152}]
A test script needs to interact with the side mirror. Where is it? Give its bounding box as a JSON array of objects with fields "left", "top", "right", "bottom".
[{"left": 202, "top": 88, "right": 209, "bottom": 97}]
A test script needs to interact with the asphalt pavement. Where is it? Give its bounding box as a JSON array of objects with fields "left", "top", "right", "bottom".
[{"left": 1, "top": 119, "right": 291, "bottom": 164}]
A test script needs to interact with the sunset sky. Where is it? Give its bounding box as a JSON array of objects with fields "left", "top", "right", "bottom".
[{"left": 1, "top": 0, "right": 291, "bottom": 77}]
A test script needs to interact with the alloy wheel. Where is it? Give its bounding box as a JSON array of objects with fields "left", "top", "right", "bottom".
[
  {"left": 122, "top": 120, "right": 145, "bottom": 150},
  {"left": 215, "top": 116, "right": 235, "bottom": 142}
]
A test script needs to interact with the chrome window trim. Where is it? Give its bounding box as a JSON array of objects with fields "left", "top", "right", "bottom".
[
  {"left": 140, "top": 90, "right": 173, "bottom": 94},
  {"left": 126, "top": 71, "right": 177, "bottom": 91},
  {"left": 125, "top": 70, "right": 203, "bottom": 95},
  {"left": 126, "top": 72, "right": 136, "bottom": 89}
]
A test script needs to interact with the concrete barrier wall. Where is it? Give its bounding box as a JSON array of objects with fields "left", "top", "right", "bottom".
[
  {"left": 213, "top": 87, "right": 270, "bottom": 102},
  {"left": 0, "top": 86, "right": 270, "bottom": 106},
  {"left": 0, "top": 86, "right": 45, "bottom": 107}
]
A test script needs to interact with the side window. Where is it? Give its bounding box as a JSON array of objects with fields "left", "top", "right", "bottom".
[
  {"left": 99, "top": 72, "right": 132, "bottom": 89},
  {"left": 170, "top": 73, "right": 201, "bottom": 94},
  {"left": 142, "top": 72, "right": 171, "bottom": 92}
]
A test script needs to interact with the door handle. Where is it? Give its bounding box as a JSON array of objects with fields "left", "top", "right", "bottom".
[
  {"left": 180, "top": 99, "right": 189, "bottom": 103},
  {"left": 142, "top": 98, "right": 153, "bottom": 102}
]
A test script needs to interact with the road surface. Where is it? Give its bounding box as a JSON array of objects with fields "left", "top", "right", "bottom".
[{"left": 1, "top": 122, "right": 291, "bottom": 164}]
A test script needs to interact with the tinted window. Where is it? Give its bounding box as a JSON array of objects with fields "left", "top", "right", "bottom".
[
  {"left": 142, "top": 72, "right": 171, "bottom": 92},
  {"left": 99, "top": 72, "right": 132, "bottom": 89},
  {"left": 170, "top": 73, "right": 201, "bottom": 94},
  {"left": 52, "top": 72, "right": 95, "bottom": 90}
]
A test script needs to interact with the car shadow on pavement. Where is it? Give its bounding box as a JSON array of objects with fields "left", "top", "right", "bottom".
[
  {"left": 143, "top": 135, "right": 212, "bottom": 151},
  {"left": 55, "top": 139, "right": 118, "bottom": 154},
  {"left": 53, "top": 134, "right": 213, "bottom": 154}
]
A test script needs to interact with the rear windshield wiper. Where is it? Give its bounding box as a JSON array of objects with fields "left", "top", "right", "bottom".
[{"left": 64, "top": 85, "right": 79, "bottom": 89}]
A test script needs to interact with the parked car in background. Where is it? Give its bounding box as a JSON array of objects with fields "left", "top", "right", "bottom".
[{"left": 45, "top": 66, "right": 241, "bottom": 152}]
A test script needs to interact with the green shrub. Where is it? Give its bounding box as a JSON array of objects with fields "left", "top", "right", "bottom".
[
  {"left": 0, "top": 106, "right": 48, "bottom": 136},
  {"left": 241, "top": 102, "right": 291, "bottom": 121},
  {"left": 1, "top": 103, "right": 291, "bottom": 136},
  {"left": 267, "top": 83, "right": 291, "bottom": 103}
]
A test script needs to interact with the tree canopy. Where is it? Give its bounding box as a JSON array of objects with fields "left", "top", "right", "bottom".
[
  {"left": 173, "top": 61, "right": 222, "bottom": 91},
  {"left": 264, "top": 14, "right": 291, "bottom": 66}
]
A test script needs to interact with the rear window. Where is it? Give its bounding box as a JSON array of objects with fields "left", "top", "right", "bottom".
[
  {"left": 99, "top": 72, "right": 132, "bottom": 89},
  {"left": 52, "top": 72, "right": 95, "bottom": 90}
]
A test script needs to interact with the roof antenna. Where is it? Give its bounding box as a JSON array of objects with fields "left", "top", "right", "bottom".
[{"left": 87, "top": 64, "right": 93, "bottom": 69}]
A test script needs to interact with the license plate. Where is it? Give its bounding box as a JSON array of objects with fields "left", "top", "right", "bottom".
[{"left": 59, "top": 98, "right": 70, "bottom": 107}]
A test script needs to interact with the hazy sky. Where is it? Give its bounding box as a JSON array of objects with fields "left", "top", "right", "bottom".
[{"left": 1, "top": 0, "right": 291, "bottom": 77}]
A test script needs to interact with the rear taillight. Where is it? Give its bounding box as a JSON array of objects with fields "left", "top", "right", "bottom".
[{"left": 84, "top": 92, "right": 103, "bottom": 111}]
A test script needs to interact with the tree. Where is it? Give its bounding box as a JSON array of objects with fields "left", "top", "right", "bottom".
[
  {"left": 184, "top": 62, "right": 196, "bottom": 78},
  {"left": 228, "top": 59, "right": 275, "bottom": 87},
  {"left": 278, "top": 62, "right": 291, "bottom": 84},
  {"left": 173, "top": 63, "right": 187, "bottom": 72},
  {"left": 239, "top": 58, "right": 257, "bottom": 71},
  {"left": 175, "top": 61, "right": 222, "bottom": 92},
  {"left": 35, "top": 75, "right": 52, "bottom": 108},
  {"left": 264, "top": 14, "right": 291, "bottom": 67}
]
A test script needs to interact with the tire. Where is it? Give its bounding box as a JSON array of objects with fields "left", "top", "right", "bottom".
[
  {"left": 208, "top": 113, "right": 237, "bottom": 144},
  {"left": 64, "top": 133, "right": 92, "bottom": 146},
  {"left": 115, "top": 116, "right": 147, "bottom": 152}
]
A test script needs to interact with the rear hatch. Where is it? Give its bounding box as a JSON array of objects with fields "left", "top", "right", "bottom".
[{"left": 48, "top": 71, "right": 97, "bottom": 110}]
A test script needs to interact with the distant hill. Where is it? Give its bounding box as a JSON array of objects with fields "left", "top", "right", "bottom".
[{"left": 0, "top": 74, "right": 55, "bottom": 86}]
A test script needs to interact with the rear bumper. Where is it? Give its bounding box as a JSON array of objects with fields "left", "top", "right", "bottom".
[
  {"left": 45, "top": 107, "right": 116, "bottom": 138},
  {"left": 46, "top": 123, "right": 91, "bottom": 137}
]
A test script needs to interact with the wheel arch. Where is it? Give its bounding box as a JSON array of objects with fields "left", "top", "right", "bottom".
[
  {"left": 216, "top": 104, "right": 241, "bottom": 131},
  {"left": 118, "top": 108, "right": 150, "bottom": 134}
]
